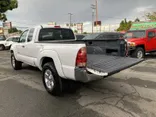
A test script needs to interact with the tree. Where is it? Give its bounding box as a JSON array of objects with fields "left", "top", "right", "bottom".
[
  {"left": 117, "top": 18, "right": 132, "bottom": 31},
  {"left": 74, "top": 30, "right": 78, "bottom": 33},
  {"left": 83, "top": 32, "right": 87, "bottom": 34},
  {"left": 146, "top": 12, "right": 156, "bottom": 21},
  {"left": 8, "top": 27, "right": 18, "bottom": 33},
  {"left": 134, "top": 18, "right": 140, "bottom": 22},
  {"left": 18, "top": 30, "right": 22, "bottom": 34},
  {"left": 0, "top": 0, "right": 18, "bottom": 22}
]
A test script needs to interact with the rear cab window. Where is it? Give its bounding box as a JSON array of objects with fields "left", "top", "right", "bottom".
[{"left": 39, "top": 28, "right": 75, "bottom": 41}]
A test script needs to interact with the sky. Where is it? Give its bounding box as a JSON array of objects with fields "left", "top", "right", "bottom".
[{"left": 3, "top": 0, "right": 156, "bottom": 31}]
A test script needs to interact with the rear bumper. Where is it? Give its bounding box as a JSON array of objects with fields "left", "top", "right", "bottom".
[{"left": 75, "top": 68, "right": 103, "bottom": 83}]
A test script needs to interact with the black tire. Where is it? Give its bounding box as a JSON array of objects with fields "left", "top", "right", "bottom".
[
  {"left": 9, "top": 45, "right": 12, "bottom": 50},
  {"left": 11, "top": 53, "right": 22, "bottom": 70},
  {"left": 131, "top": 47, "right": 145, "bottom": 59},
  {"left": 0, "top": 45, "right": 5, "bottom": 50},
  {"left": 42, "top": 62, "right": 63, "bottom": 96}
]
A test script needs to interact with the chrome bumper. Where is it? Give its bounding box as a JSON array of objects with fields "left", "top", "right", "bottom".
[{"left": 75, "top": 67, "right": 103, "bottom": 83}]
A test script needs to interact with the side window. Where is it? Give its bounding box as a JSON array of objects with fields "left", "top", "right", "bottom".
[
  {"left": 12, "top": 37, "right": 20, "bottom": 42},
  {"left": 19, "top": 30, "right": 28, "bottom": 43},
  {"left": 27, "top": 28, "right": 35, "bottom": 42},
  {"left": 148, "top": 32, "right": 155, "bottom": 38},
  {"left": 6, "top": 38, "right": 13, "bottom": 41}
]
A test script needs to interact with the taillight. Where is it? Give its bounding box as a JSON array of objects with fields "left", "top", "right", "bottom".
[{"left": 76, "top": 47, "right": 87, "bottom": 67}]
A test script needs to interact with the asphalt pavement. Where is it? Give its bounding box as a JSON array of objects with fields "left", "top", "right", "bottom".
[{"left": 0, "top": 51, "right": 156, "bottom": 117}]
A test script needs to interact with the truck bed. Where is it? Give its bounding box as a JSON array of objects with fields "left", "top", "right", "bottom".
[
  {"left": 87, "top": 54, "right": 143, "bottom": 76},
  {"left": 38, "top": 39, "right": 143, "bottom": 77},
  {"left": 85, "top": 39, "right": 143, "bottom": 76}
]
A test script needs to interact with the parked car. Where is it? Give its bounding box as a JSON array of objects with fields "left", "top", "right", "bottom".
[
  {"left": 75, "top": 34, "right": 87, "bottom": 40},
  {"left": 5, "top": 36, "right": 20, "bottom": 49},
  {"left": 82, "top": 32, "right": 124, "bottom": 40},
  {"left": 124, "top": 28, "right": 156, "bottom": 59},
  {"left": 0, "top": 35, "right": 6, "bottom": 50},
  {"left": 10, "top": 25, "right": 142, "bottom": 96},
  {"left": 0, "top": 35, "right": 20, "bottom": 50}
]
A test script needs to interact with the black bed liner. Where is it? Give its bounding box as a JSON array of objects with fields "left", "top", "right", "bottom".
[{"left": 87, "top": 54, "right": 143, "bottom": 76}]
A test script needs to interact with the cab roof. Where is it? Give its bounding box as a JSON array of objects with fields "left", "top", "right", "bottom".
[{"left": 34, "top": 25, "right": 70, "bottom": 29}]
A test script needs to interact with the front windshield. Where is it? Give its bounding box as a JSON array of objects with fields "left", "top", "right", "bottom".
[
  {"left": 82, "top": 33, "right": 100, "bottom": 40},
  {"left": 0, "top": 35, "right": 5, "bottom": 41},
  {"left": 12, "top": 37, "right": 20, "bottom": 42},
  {"left": 125, "top": 30, "right": 145, "bottom": 39},
  {"left": 76, "top": 35, "right": 85, "bottom": 40}
]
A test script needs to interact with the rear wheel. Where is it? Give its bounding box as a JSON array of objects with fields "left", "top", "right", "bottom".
[
  {"left": 11, "top": 53, "right": 22, "bottom": 70},
  {"left": 42, "top": 62, "right": 63, "bottom": 96},
  {"left": 132, "top": 47, "right": 145, "bottom": 59},
  {"left": 0, "top": 45, "right": 5, "bottom": 50}
]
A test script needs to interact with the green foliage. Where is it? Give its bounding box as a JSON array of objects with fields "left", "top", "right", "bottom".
[
  {"left": 146, "top": 12, "right": 156, "bottom": 21},
  {"left": 117, "top": 18, "right": 132, "bottom": 31},
  {"left": 74, "top": 30, "right": 78, "bottom": 33},
  {"left": 0, "top": 13, "right": 7, "bottom": 22},
  {"left": 0, "top": 0, "right": 18, "bottom": 21},
  {"left": 18, "top": 30, "right": 22, "bottom": 34},
  {"left": 8, "top": 27, "right": 18, "bottom": 33},
  {"left": 83, "top": 32, "right": 87, "bottom": 34},
  {"left": 134, "top": 18, "right": 140, "bottom": 22}
]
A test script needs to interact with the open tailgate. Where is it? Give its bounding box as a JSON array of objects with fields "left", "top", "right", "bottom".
[{"left": 87, "top": 54, "right": 143, "bottom": 77}]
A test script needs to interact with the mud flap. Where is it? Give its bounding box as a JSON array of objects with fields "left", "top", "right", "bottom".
[{"left": 87, "top": 54, "right": 143, "bottom": 76}]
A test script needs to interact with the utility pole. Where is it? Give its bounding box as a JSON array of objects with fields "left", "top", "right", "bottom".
[
  {"left": 95, "top": 0, "right": 98, "bottom": 26},
  {"left": 91, "top": 4, "right": 95, "bottom": 33},
  {"left": 68, "top": 13, "right": 73, "bottom": 28},
  {"left": 94, "top": 0, "right": 99, "bottom": 32}
]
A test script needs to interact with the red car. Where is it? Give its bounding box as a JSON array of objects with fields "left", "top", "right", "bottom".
[{"left": 125, "top": 28, "right": 156, "bottom": 58}]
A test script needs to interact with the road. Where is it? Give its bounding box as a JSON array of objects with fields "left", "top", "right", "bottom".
[{"left": 0, "top": 51, "right": 156, "bottom": 117}]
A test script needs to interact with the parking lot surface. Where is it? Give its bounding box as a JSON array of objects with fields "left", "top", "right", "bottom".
[{"left": 0, "top": 51, "right": 156, "bottom": 117}]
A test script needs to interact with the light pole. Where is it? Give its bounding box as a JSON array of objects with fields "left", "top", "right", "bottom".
[
  {"left": 91, "top": 4, "right": 95, "bottom": 33},
  {"left": 95, "top": 0, "right": 99, "bottom": 32},
  {"left": 68, "top": 13, "right": 73, "bottom": 28},
  {"left": 95, "top": 0, "right": 98, "bottom": 26}
]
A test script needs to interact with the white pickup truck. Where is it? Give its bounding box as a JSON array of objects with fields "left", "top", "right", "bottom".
[{"left": 10, "top": 25, "right": 142, "bottom": 96}]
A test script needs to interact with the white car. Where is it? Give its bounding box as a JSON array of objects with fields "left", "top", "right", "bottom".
[
  {"left": 0, "top": 35, "right": 6, "bottom": 50},
  {"left": 5, "top": 36, "right": 20, "bottom": 50}
]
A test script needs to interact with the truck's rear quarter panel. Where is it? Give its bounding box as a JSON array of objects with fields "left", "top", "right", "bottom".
[{"left": 39, "top": 42, "right": 86, "bottom": 80}]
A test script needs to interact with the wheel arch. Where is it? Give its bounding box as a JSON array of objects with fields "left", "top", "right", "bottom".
[
  {"left": 38, "top": 51, "right": 65, "bottom": 78},
  {"left": 136, "top": 44, "right": 145, "bottom": 50}
]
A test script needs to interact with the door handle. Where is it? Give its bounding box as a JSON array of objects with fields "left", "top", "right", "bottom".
[{"left": 22, "top": 45, "right": 25, "bottom": 48}]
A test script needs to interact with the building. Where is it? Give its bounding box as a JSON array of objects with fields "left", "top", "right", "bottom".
[{"left": 91, "top": 24, "right": 119, "bottom": 33}]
